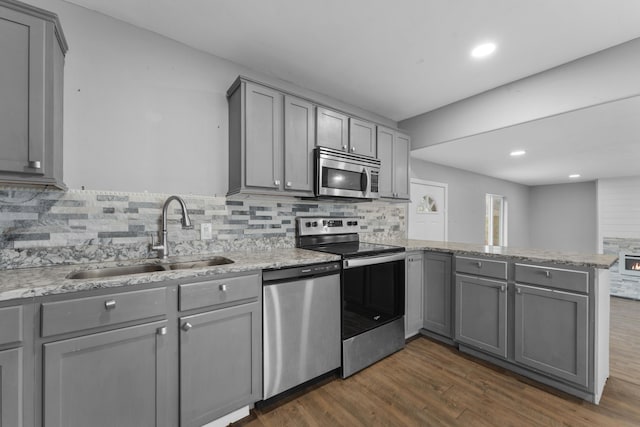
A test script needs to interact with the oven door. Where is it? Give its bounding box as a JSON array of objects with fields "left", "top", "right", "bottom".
[
  {"left": 341, "top": 252, "right": 406, "bottom": 339},
  {"left": 316, "top": 154, "right": 379, "bottom": 199}
]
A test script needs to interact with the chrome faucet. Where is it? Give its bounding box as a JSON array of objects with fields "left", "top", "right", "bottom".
[{"left": 151, "top": 195, "right": 193, "bottom": 259}]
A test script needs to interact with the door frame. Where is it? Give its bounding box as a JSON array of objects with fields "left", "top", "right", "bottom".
[{"left": 409, "top": 178, "right": 448, "bottom": 241}]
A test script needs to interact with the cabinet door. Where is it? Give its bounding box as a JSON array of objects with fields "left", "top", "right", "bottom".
[
  {"left": 244, "top": 82, "right": 283, "bottom": 189},
  {"left": 0, "top": 6, "right": 45, "bottom": 175},
  {"left": 455, "top": 274, "right": 507, "bottom": 358},
  {"left": 405, "top": 253, "right": 424, "bottom": 337},
  {"left": 393, "top": 132, "right": 410, "bottom": 199},
  {"left": 515, "top": 284, "right": 589, "bottom": 387},
  {"left": 180, "top": 301, "right": 261, "bottom": 427},
  {"left": 316, "top": 107, "right": 348, "bottom": 151},
  {"left": 349, "top": 118, "right": 376, "bottom": 157},
  {"left": 284, "top": 95, "right": 315, "bottom": 192},
  {"left": 0, "top": 347, "right": 23, "bottom": 427},
  {"left": 423, "top": 253, "right": 452, "bottom": 338},
  {"left": 376, "top": 126, "right": 394, "bottom": 198},
  {"left": 43, "top": 321, "right": 168, "bottom": 427}
]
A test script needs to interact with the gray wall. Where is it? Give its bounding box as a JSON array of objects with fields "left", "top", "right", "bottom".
[
  {"left": 23, "top": 0, "right": 396, "bottom": 195},
  {"left": 529, "top": 182, "right": 597, "bottom": 252},
  {"left": 410, "top": 158, "right": 531, "bottom": 247}
]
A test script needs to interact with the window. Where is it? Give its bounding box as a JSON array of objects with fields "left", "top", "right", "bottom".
[{"left": 485, "top": 194, "right": 507, "bottom": 246}]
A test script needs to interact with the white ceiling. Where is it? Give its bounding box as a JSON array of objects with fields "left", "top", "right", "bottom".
[{"left": 64, "top": 0, "right": 640, "bottom": 185}]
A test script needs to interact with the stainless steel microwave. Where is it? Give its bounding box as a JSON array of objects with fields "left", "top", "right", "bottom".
[{"left": 315, "top": 147, "right": 380, "bottom": 199}]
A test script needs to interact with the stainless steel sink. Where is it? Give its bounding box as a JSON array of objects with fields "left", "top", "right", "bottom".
[
  {"left": 66, "top": 264, "right": 167, "bottom": 280},
  {"left": 65, "top": 257, "right": 235, "bottom": 279},
  {"left": 167, "top": 256, "right": 234, "bottom": 270}
]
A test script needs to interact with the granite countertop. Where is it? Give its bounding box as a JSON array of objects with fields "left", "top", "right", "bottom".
[
  {"left": 0, "top": 248, "right": 340, "bottom": 303},
  {"left": 0, "top": 239, "right": 618, "bottom": 303},
  {"left": 376, "top": 238, "right": 618, "bottom": 269}
]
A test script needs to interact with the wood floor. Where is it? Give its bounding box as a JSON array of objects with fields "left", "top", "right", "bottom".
[{"left": 234, "top": 297, "right": 640, "bottom": 427}]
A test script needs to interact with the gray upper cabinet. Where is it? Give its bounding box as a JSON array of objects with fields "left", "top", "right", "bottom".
[
  {"left": 514, "top": 284, "right": 589, "bottom": 388},
  {"left": 43, "top": 321, "right": 169, "bottom": 427},
  {"left": 316, "top": 107, "right": 349, "bottom": 152},
  {"left": 284, "top": 95, "right": 315, "bottom": 192},
  {"left": 377, "top": 126, "right": 410, "bottom": 200},
  {"left": 455, "top": 273, "right": 507, "bottom": 358},
  {"left": 244, "top": 82, "right": 283, "bottom": 190},
  {"left": 0, "top": 0, "right": 68, "bottom": 189},
  {"left": 349, "top": 118, "right": 376, "bottom": 157},
  {"left": 316, "top": 107, "right": 377, "bottom": 158},
  {"left": 228, "top": 78, "right": 315, "bottom": 197},
  {"left": 423, "top": 252, "right": 452, "bottom": 338}
]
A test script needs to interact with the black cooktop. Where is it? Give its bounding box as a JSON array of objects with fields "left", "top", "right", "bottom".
[{"left": 306, "top": 241, "right": 405, "bottom": 258}]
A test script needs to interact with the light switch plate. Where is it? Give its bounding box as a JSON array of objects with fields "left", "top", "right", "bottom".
[{"left": 200, "top": 223, "right": 212, "bottom": 240}]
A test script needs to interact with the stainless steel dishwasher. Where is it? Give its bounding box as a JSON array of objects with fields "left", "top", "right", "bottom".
[{"left": 262, "top": 261, "right": 341, "bottom": 400}]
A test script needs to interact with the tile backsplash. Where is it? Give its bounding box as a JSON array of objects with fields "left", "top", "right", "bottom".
[{"left": 0, "top": 187, "right": 406, "bottom": 270}]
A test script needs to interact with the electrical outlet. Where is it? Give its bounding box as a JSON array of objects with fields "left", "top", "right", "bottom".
[{"left": 200, "top": 222, "right": 212, "bottom": 240}]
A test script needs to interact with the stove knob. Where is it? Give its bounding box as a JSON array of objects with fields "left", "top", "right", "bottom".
[
  {"left": 305, "top": 222, "right": 312, "bottom": 227},
  {"left": 353, "top": 221, "right": 358, "bottom": 226},
  {"left": 312, "top": 221, "right": 318, "bottom": 227}
]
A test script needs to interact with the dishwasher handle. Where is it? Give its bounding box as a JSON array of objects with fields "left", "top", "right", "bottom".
[{"left": 343, "top": 252, "right": 406, "bottom": 269}]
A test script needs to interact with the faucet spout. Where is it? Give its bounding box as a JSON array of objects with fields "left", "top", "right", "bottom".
[{"left": 152, "top": 195, "right": 193, "bottom": 259}]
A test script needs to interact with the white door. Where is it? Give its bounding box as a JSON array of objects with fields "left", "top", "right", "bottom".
[{"left": 409, "top": 179, "right": 448, "bottom": 241}]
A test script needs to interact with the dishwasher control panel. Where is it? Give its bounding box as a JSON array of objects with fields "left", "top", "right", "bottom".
[{"left": 263, "top": 261, "right": 341, "bottom": 283}]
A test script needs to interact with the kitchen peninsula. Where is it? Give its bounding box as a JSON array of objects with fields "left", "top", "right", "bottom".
[{"left": 0, "top": 237, "right": 617, "bottom": 426}]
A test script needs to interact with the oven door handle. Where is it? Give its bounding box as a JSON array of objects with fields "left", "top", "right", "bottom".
[{"left": 343, "top": 252, "right": 406, "bottom": 269}]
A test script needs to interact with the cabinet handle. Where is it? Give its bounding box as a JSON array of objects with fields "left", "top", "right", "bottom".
[
  {"left": 157, "top": 326, "right": 167, "bottom": 336},
  {"left": 544, "top": 270, "right": 551, "bottom": 279},
  {"left": 500, "top": 285, "right": 506, "bottom": 292},
  {"left": 286, "top": 181, "right": 292, "bottom": 188},
  {"left": 274, "top": 179, "right": 280, "bottom": 186},
  {"left": 219, "top": 284, "right": 228, "bottom": 292},
  {"left": 475, "top": 261, "right": 482, "bottom": 268},
  {"left": 182, "top": 322, "right": 193, "bottom": 332},
  {"left": 350, "top": 147, "right": 356, "bottom": 152},
  {"left": 342, "top": 145, "right": 347, "bottom": 151},
  {"left": 516, "top": 287, "right": 522, "bottom": 294},
  {"left": 104, "top": 300, "right": 116, "bottom": 310},
  {"left": 28, "top": 160, "right": 41, "bottom": 169}
]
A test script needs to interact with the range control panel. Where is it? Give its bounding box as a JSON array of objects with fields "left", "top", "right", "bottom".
[{"left": 296, "top": 217, "right": 361, "bottom": 236}]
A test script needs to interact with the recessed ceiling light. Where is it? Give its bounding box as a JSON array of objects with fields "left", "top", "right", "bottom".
[
  {"left": 510, "top": 150, "right": 526, "bottom": 157},
  {"left": 471, "top": 42, "right": 497, "bottom": 58},
  {"left": 569, "top": 174, "right": 581, "bottom": 179}
]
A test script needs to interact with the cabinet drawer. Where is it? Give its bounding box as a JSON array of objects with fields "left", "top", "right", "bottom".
[
  {"left": 456, "top": 256, "right": 507, "bottom": 279},
  {"left": 41, "top": 288, "right": 166, "bottom": 337},
  {"left": 515, "top": 264, "right": 589, "bottom": 293},
  {"left": 0, "top": 306, "right": 22, "bottom": 346},
  {"left": 179, "top": 273, "right": 260, "bottom": 311}
]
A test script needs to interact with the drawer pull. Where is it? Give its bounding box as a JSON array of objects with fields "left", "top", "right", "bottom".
[
  {"left": 182, "top": 322, "right": 193, "bottom": 332},
  {"left": 219, "top": 284, "right": 228, "bottom": 292},
  {"left": 541, "top": 270, "right": 552, "bottom": 279},
  {"left": 104, "top": 300, "right": 116, "bottom": 310},
  {"left": 516, "top": 287, "right": 522, "bottom": 294},
  {"left": 157, "top": 326, "right": 167, "bottom": 336},
  {"left": 475, "top": 261, "right": 482, "bottom": 268},
  {"left": 500, "top": 285, "right": 506, "bottom": 292}
]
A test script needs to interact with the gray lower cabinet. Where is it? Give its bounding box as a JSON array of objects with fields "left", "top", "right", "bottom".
[
  {"left": 42, "top": 320, "right": 169, "bottom": 427},
  {"left": 376, "top": 126, "right": 410, "bottom": 200},
  {"left": 178, "top": 272, "right": 262, "bottom": 427},
  {"left": 0, "top": 347, "right": 23, "bottom": 427},
  {"left": 514, "top": 283, "right": 589, "bottom": 388},
  {"left": 455, "top": 274, "right": 507, "bottom": 358},
  {"left": 0, "top": 0, "right": 67, "bottom": 189},
  {"left": 423, "top": 252, "right": 452, "bottom": 338},
  {"left": 405, "top": 252, "right": 423, "bottom": 337},
  {"left": 179, "top": 302, "right": 261, "bottom": 426}
]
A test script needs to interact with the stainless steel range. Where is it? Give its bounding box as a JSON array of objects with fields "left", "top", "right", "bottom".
[{"left": 296, "top": 217, "right": 406, "bottom": 377}]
